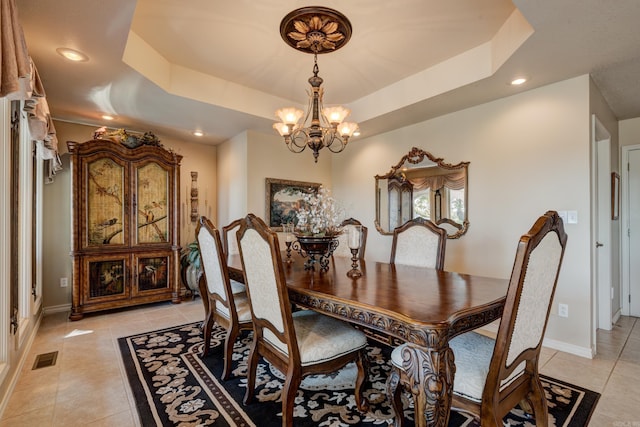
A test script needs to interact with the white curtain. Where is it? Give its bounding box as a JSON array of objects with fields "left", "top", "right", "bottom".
[
  {"left": 0, "top": 0, "right": 30, "bottom": 97},
  {"left": 1, "top": 0, "right": 61, "bottom": 177},
  {"left": 407, "top": 170, "right": 465, "bottom": 191}
]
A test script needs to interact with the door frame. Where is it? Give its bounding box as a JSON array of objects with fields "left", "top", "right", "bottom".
[
  {"left": 621, "top": 144, "right": 640, "bottom": 316},
  {"left": 591, "top": 115, "right": 613, "bottom": 339}
]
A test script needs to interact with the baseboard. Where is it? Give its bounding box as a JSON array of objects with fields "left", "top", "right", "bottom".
[
  {"left": 478, "top": 324, "right": 594, "bottom": 359},
  {"left": 43, "top": 303, "right": 71, "bottom": 315},
  {"left": 612, "top": 308, "right": 622, "bottom": 325}
]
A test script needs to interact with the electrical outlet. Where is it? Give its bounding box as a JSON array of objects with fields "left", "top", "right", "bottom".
[
  {"left": 60, "top": 277, "right": 68, "bottom": 288},
  {"left": 558, "top": 303, "right": 568, "bottom": 318}
]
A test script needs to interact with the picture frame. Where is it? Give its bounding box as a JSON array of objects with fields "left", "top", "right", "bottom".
[
  {"left": 265, "top": 178, "right": 321, "bottom": 229},
  {"left": 612, "top": 172, "right": 620, "bottom": 220}
]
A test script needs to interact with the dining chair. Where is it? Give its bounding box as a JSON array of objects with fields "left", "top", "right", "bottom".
[
  {"left": 196, "top": 216, "right": 252, "bottom": 380},
  {"left": 390, "top": 217, "right": 447, "bottom": 269},
  {"left": 237, "top": 213, "right": 370, "bottom": 426},
  {"left": 387, "top": 210, "right": 567, "bottom": 427},
  {"left": 333, "top": 217, "right": 368, "bottom": 259}
]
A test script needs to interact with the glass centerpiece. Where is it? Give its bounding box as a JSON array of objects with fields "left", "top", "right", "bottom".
[{"left": 292, "top": 187, "right": 343, "bottom": 272}]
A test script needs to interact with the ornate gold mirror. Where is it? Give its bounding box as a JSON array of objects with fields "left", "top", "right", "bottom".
[{"left": 375, "top": 147, "right": 469, "bottom": 238}]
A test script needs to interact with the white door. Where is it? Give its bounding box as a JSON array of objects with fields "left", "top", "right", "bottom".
[
  {"left": 629, "top": 149, "right": 640, "bottom": 316},
  {"left": 596, "top": 136, "right": 612, "bottom": 329}
]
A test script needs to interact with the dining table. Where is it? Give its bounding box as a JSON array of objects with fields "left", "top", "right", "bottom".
[{"left": 227, "top": 252, "right": 508, "bottom": 427}]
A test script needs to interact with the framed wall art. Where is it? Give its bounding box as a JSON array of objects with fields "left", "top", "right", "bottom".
[{"left": 265, "top": 178, "right": 320, "bottom": 228}]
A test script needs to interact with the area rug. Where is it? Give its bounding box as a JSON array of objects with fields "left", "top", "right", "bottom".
[{"left": 118, "top": 322, "right": 599, "bottom": 426}]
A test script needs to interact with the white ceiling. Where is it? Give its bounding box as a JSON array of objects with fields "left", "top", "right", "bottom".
[{"left": 16, "top": 0, "right": 640, "bottom": 146}]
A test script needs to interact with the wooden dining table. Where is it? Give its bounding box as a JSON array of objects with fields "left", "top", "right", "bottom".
[{"left": 227, "top": 252, "right": 508, "bottom": 427}]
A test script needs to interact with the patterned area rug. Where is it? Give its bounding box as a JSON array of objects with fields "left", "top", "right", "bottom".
[{"left": 118, "top": 322, "right": 599, "bottom": 426}]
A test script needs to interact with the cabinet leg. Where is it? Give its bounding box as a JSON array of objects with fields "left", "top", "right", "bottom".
[{"left": 69, "top": 310, "right": 84, "bottom": 321}]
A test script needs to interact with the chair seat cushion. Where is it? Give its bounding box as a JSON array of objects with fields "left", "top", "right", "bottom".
[
  {"left": 267, "top": 310, "right": 367, "bottom": 366},
  {"left": 391, "top": 332, "right": 497, "bottom": 403},
  {"left": 216, "top": 292, "right": 252, "bottom": 323},
  {"left": 230, "top": 279, "right": 246, "bottom": 294},
  {"left": 448, "top": 332, "right": 495, "bottom": 402}
]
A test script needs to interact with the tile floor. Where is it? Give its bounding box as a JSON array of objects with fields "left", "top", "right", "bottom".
[{"left": 0, "top": 299, "right": 638, "bottom": 426}]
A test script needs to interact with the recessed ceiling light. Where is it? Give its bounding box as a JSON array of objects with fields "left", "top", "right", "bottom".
[
  {"left": 56, "top": 47, "right": 89, "bottom": 62},
  {"left": 193, "top": 130, "right": 204, "bottom": 137},
  {"left": 510, "top": 77, "right": 527, "bottom": 86},
  {"left": 102, "top": 115, "right": 114, "bottom": 121},
  {"left": 353, "top": 130, "right": 361, "bottom": 137}
]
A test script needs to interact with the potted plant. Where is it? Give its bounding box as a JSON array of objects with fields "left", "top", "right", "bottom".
[{"left": 180, "top": 241, "right": 202, "bottom": 295}]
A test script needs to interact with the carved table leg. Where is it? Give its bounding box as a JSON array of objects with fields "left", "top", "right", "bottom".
[{"left": 399, "top": 343, "right": 455, "bottom": 427}]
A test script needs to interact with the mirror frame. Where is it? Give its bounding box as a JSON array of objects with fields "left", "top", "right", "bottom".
[{"left": 374, "top": 147, "right": 469, "bottom": 239}]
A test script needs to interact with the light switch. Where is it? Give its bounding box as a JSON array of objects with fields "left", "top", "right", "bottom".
[
  {"left": 558, "top": 211, "right": 568, "bottom": 224},
  {"left": 567, "top": 210, "right": 578, "bottom": 224}
]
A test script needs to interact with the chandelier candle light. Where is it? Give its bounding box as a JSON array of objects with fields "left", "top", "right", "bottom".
[{"left": 274, "top": 7, "right": 358, "bottom": 163}]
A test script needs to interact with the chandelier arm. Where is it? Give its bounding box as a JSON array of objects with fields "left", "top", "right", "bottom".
[
  {"left": 287, "top": 129, "right": 309, "bottom": 152},
  {"left": 325, "top": 132, "right": 348, "bottom": 153}
]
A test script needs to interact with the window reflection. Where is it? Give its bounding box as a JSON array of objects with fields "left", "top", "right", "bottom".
[{"left": 375, "top": 147, "right": 469, "bottom": 239}]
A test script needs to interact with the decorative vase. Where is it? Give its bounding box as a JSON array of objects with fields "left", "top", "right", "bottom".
[
  {"left": 292, "top": 235, "right": 339, "bottom": 272},
  {"left": 121, "top": 135, "right": 142, "bottom": 148},
  {"left": 182, "top": 264, "right": 201, "bottom": 296}
]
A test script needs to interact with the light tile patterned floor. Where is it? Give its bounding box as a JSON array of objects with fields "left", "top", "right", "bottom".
[{"left": 0, "top": 299, "right": 638, "bottom": 426}]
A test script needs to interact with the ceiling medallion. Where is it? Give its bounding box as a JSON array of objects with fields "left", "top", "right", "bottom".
[
  {"left": 279, "top": 6, "right": 352, "bottom": 54},
  {"left": 274, "top": 7, "right": 357, "bottom": 163}
]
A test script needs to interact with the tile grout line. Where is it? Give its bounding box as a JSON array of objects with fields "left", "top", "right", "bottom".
[{"left": 595, "top": 317, "right": 637, "bottom": 396}]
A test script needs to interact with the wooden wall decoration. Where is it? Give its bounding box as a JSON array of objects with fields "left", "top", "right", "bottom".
[{"left": 190, "top": 171, "right": 198, "bottom": 222}]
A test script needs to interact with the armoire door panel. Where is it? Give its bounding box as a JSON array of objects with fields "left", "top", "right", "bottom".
[
  {"left": 82, "top": 154, "right": 129, "bottom": 248},
  {"left": 134, "top": 161, "right": 170, "bottom": 245}
]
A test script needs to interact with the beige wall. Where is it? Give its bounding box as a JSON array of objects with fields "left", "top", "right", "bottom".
[
  {"left": 42, "top": 121, "right": 217, "bottom": 310},
  {"left": 331, "top": 75, "right": 595, "bottom": 354},
  {"left": 246, "top": 130, "right": 332, "bottom": 220},
  {"left": 217, "top": 130, "right": 332, "bottom": 228},
  {"left": 620, "top": 117, "right": 640, "bottom": 147},
  {"left": 217, "top": 132, "right": 248, "bottom": 228},
  {"left": 42, "top": 153, "right": 72, "bottom": 309}
]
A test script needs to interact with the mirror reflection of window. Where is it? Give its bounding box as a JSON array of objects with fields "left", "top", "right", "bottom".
[
  {"left": 413, "top": 188, "right": 431, "bottom": 220},
  {"left": 375, "top": 147, "right": 469, "bottom": 238},
  {"left": 448, "top": 188, "right": 465, "bottom": 223}
]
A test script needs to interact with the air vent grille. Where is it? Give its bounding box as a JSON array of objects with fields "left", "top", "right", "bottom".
[{"left": 32, "top": 351, "right": 58, "bottom": 370}]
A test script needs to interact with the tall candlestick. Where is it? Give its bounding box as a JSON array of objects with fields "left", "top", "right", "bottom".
[
  {"left": 283, "top": 223, "right": 295, "bottom": 263},
  {"left": 348, "top": 225, "right": 361, "bottom": 249}
]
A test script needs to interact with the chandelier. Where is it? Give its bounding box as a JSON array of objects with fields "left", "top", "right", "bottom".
[{"left": 273, "top": 7, "right": 358, "bottom": 163}]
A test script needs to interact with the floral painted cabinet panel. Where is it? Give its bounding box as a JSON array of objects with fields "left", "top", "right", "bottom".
[
  {"left": 68, "top": 139, "right": 182, "bottom": 320},
  {"left": 85, "top": 156, "right": 128, "bottom": 247},
  {"left": 135, "top": 161, "right": 169, "bottom": 244}
]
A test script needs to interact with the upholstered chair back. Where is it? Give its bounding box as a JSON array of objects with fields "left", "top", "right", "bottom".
[
  {"left": 196, "top": 216, "right": 252, "bottom": 380},
  {"left": 237, "top": 214, "right": 295, "bottom": 357},
  {"left": 488, "top": 210, "right": 568, "bottom": 392},
  {"left": 390, "top": 218, "right": 447, "bottom": 269},
  {"left": 333, "top": 218, "right": 368, "bottom": 259},
  {"left": 197, "top": 218, "right": 231, "bottom": 316},
  {"left": 222, "top": 218, "right": 242, "bottom": 260}
]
